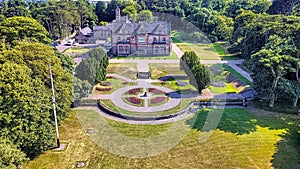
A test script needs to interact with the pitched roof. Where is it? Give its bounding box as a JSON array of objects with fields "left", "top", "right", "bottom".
[{"left": 80, "top": 27, "right": 92, "bottom": 36}]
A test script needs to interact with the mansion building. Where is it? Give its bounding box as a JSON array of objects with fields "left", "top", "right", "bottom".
[{"left": 75, "top": 7, "right": 171, "bottom": 56}]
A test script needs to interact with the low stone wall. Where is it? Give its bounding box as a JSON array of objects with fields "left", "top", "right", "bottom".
[{"left": 97, "top": 100, "right": 246, "bottom": 121}]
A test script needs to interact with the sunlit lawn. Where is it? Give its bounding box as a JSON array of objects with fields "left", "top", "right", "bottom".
[
  {"left": 209, "top": 83, "right": 240, "bottom": 94},
  {"left": 25, "top": 108, "right": 300, "bottom": 169},
  {"left": 106, "top": 63, "right": 137, "bottom": 80},
  {"left": 63, "top": 47, "right": 90, "bottom": 57},
  {"left": 149, "top": 63, "right": 186, "bottom": 79},
  {"left": 176, "top": 43, "right": 220, "bottom": 60}
]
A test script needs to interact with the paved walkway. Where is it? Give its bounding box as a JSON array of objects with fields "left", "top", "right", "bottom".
[{"left": 80, "top": 43, "right": 253, "bottom": 119}]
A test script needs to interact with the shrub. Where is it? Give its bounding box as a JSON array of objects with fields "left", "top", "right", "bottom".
[
  {"left": 96, "top": 86, "right": 112, "bottom": 91},
  {"left": 100, "top": 81, "right": 111, "bottom": 86}
]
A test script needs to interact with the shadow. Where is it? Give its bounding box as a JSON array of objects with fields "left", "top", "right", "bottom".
[
  {"left": 186, "top": 105, "right": 300, "bottom": 168},
  {"left": 158, "top": 75, "right": 188, "bottom": 81},
  {"left": 186, "top": 108, "right": 257, "bottom": 135},
  {"left": 166, "top": 90, "right": 199, "bottom": 98}
]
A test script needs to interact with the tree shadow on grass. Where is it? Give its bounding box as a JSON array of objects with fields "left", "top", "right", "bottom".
[
  {"left": 255, "top": 115, "right": 300, "bottom": 168},
  {"left": 187, "top": 107, "right": 300, "bottom": 168},
  {"left": 186, "top": 108, "right": 258, "bottom": 135}
]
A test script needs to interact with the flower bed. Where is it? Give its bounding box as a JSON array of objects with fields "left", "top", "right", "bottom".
[
  {"left": 151, "top": 96, "right": 167, "bottom": 105},
  {"left": 96, "top": 86, "right": 112, "bottom": 91},
  {"left": 122, "top": 96, "right": 143, "bottom": 106},
  {"left": 100, "top": 81, "right": 111, "bottom": 86},
  {"left": 148, "top": 88, "right": 165, "bottom": 95},
  {"left": 106, "top": 75, "right": 113, "bottom": 79},
  {"left": 125, "top": 88, "right": 142, "bottom": 95}
]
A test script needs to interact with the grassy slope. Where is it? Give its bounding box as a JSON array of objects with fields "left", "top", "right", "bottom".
[
  {"left": 63, "top": 47, "right": 90, "bottom": 58},
  {"left": 26, "top": 108, "right": 300, "bottom": 169},
  {"left": 176, "top": 43, "right": 220, "bottom": 60},
  {"left": 106, "top": 63, "right": 137, "bottom": 80},
  {"left": 209, "top": 83, "right": 239, "bottom": 94}
]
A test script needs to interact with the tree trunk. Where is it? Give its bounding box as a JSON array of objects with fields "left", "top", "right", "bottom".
[
  {"left": 293, "top": 97, "right": 299, "bottom": 107},
  {"left": 269, "top": 76, "right": 280, "bottom": 108}
]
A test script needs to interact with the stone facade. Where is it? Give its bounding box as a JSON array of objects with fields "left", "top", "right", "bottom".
[{"left": 75, "top": 7, "right": 171, "bottom": 56}]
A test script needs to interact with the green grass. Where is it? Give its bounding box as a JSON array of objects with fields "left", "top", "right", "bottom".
[
  {"left": 212, "top": 43, "right": 228, "bottom": 55},
  {"left": 107, "top": 63, "right": 137, "bottom": 80},
  {"left": 149, "top": 63, "right": 186, "bottom": 79},
  {"left": 63, "top": 47, "right": 90, "bottom": 57},
  {"left": 176, "top": 43, "right": 220, "bottom": 60},
  {"left": 113, "top": 51, "right": 179, "bottom": 60},
  {"left": 209, "top": 83, "right": 239, "bottom": 94},
  {"left": 223, "top": 64, "right": 253, "bottom": 86},
  {"left": 152, "top": 80, "right": 197, "bottom": 92},
  {"left": 25, "top": 108, "right": 300, "bottom": 169}
]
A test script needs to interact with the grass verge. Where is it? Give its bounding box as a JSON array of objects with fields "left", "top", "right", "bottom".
[{"left": 25, "top": 108, "right": 300, "bottom": 169}]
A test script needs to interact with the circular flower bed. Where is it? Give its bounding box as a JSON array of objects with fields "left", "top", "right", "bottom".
[
  {"left": 148, "top": 88, "right": 165, "bottom": 95},
  {"left": 122, "top": 96, "right": 144, "bottom": 107},
  {"left": 210, "top": 81, "right": 226, "bottom": 87},
  {"left": 125, "top": 88, "right": 142, "bottom": 95}
]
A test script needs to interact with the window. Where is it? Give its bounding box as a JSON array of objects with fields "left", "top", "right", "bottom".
[
  {"left": 125, "top": 46, "right": 129, "bottom": 53},
  {"left": 138, "top": 46, "right": 146, "bottom": 54},
  {"left": 153, "top": 37, "right": 157, "bottom": 42},
  {"left": 154, "top": 46, "right": 159, "bottom": 53},
  {"left": 119, "top": 46, "right": 124, "bottom": 52},
  {"left": 127, "top": 37, "right": 130, "bottom": 42},
  {"left": 117, "top": 36, "right": 121, "bottom": 42},
  {"left": 162, "top": 37, "right": 166, "bottom": 42},
  {"left": 138, "top": 38, "right": 145, "bottom": 43}
]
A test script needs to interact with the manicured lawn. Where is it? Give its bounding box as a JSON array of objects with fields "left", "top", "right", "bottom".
[
  {"left": 149, "top": 63, "right": 186, "bottom": 79},
  {"left": 176, "top": 43, "right": 220, "bottom": 60},
  {"left": 152, "top": 80, "right": 197, "bottom": 93},
  {"left": 212, "top": 43, "right": 228, "bottom": 55},
  {"left": 106, "top": 63, "right": 137, "bottom": 80},
  {"left": 25, "top": 108, "right": 300, "bottom": 169},
  {"left": 209, "top": 83, "right": 239, "bottom": 94},
  {"left": 63, "top": 47, "right": 90, "bottom": 57}
]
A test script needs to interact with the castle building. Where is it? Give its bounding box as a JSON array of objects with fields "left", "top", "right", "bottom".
[{"left": 75, "top": 8, "right": 171, "bottom": 56}]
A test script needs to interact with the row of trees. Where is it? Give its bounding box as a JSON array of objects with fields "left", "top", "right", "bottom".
[
  {"left": 0, "top": 0, "right": 97, "bottom": 40},
  {"left": 0, "top": 16, "right": 74, "bottom": 168}
]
